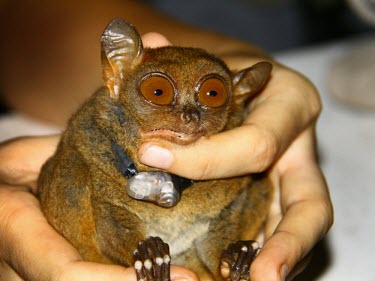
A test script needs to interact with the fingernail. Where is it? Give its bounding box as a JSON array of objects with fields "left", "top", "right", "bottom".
[
  {"left": 280, "top": 264, "right": 289, "bottom": 281},
  {"left": 139, "top": 145, "right": 173, "bottom": 169}
]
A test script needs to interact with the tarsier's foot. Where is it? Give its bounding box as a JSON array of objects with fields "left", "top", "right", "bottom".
[
  {"left": 220, "top": 240, "right": 260, "bottom": 281},
  {"left": 133, "top": 236, "right": 171, "bottom": 281}
]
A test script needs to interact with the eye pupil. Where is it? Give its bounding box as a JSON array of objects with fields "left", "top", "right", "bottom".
[
  {"left": 154, "top": 89, "right": 163, "bottom": 96},
  {"left": 198, "top": 77, "right": 228, "bottom": 108},
  {"left": 140, "top": 75, "right": 174, "bottom": 105}
]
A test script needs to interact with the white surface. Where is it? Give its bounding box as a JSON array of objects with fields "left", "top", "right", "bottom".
[
  {"left": 0, "top": 113, "right": 61, "bottom": 141},
  {"left": 1, "top": 36, "right": 375, "bottom": 280},
  {"left": 275, "top": 36, "right": 375, "bottom": 280}
]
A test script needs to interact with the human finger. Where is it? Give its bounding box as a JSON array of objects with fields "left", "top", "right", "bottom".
[
  {"left": 55, "top": 262, "right": 197, "bottom": 281},
  {"left": 138, "top": 66, "right": 322, "bottom": 180},
  {"left": 0, "top": 135, "right": 60, "bottom": 191},
  {"left": 142, "top": 32, "right": 172, "bottom": 48},
  {"left": 0, "top": 258, "right": 135, "bottom": 281},
  {"left": 250, "top": 129, "right": 333, "bottom": 281}
]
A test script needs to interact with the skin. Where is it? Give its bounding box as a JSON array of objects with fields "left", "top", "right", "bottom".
[{"left": 0, "top": 1, "right": 333, "bottom": 280}]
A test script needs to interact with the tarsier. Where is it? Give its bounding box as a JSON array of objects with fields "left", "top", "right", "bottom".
[{"left": 38, "top": 18, "right": 273, "bottom": 281}]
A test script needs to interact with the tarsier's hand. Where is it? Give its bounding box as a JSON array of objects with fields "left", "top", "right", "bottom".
[
  {"left": 220, "top": 240, "right": 260, "bottom": 281},
  {"left": 133, "top": 236, "right": 172, "bottom": 281}
]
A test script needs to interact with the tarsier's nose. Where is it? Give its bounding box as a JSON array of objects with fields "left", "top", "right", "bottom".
[{"left": 180, "top": 109, "right": 200, "bottom": 124}]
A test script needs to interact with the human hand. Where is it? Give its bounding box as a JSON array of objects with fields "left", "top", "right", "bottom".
[
  {"left": 0, "top": 33, "right": 199, "bottom": 281},
  {"left": 137, "top": 51, "right": 334, "bottom": 280}
]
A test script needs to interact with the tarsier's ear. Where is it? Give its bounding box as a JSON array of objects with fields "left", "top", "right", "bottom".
[
  {"left": 101, "top": 18, "right": 143, "bottom": 99},
  {"left": 232, "top": 61, "right": 273, "bottom": 104}
]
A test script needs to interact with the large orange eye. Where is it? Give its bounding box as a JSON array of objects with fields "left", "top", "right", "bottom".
[
  {"left": 140, "top": 76, "right": 174, "bottom": 105},
  {"left": 198, "top": 77, "right": 228, "bottom": 108}
]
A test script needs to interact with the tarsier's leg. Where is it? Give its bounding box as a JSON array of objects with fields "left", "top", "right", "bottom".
[
  {"left": 220, "top": 176, "right": 272, "bottom": 281},
  {"left": 133, "top": 236, "right": 171, "bottom": 281},
  {"left": 220, "top": 240, "right": 260, "bottom": 281}
]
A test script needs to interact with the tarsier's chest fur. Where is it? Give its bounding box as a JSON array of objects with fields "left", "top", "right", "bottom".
[{"left": 38, "top": 19, "right": 273, "bottom": 281}]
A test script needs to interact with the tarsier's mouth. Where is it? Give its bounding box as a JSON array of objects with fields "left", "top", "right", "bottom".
[{"left": 142, "top": 129, "right": 205, "bottom": 145}]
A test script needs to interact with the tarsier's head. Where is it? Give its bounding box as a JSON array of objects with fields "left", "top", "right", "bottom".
[{"left": 101, "top": 19, "right": 272, "bottom": 145}]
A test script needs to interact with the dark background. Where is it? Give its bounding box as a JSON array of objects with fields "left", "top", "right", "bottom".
[{"left": 147, "top": 0, "right": 373, "bottom": 52}]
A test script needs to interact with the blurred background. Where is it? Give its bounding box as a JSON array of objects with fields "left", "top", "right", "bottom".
[
  {"left": 0, "top": 0, "right": 373, "bottom": 113},
  {"left": 145, "top": 0, "right": 373, "bottom": 52}
]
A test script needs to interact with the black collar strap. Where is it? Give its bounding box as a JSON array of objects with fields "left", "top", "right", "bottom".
[{"left": 112, "top": 141, "right": 194, "bottom": 207}]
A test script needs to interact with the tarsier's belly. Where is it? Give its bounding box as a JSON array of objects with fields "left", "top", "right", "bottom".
[
  {"left": 145, "top": 215, "right": 210, "bottom": 258},
  {"left": 131, "top": 179, "right": 252, "bottom": 261}
]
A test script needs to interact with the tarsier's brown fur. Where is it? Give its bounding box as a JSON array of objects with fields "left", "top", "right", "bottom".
[{"left": 38, "top": 19, "right": 273, "bottom": 280}]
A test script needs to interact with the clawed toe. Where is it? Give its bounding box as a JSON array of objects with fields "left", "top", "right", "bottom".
[
  {"left": 220, "top": 240, "right": 260, "bottom": 281},
  {"left": 133, "top": 236, "right": 171, "bottom": 281}
]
